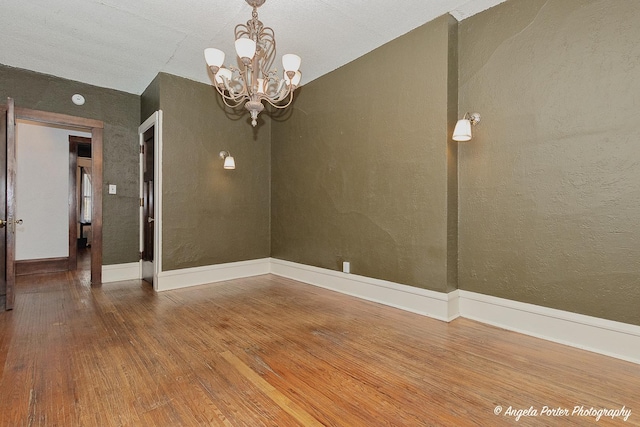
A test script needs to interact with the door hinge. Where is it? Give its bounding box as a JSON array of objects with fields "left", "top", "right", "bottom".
[
  {"left": 140, "top": 198, "right": 144, "bottom": 207},
  {"left": 139, "top": 251, "right": 143, "bottom": 260},
  {"left": 140, "top": 145, "right": 144, "bottom": 154}
]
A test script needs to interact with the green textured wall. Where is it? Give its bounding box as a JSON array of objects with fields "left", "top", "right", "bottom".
[
  {"left": 0, "top": 64, "right": 140, "bottom": 265},
  {"left": 154, "top": 74, "right": 271, "bottom": 270},
  {"left": 271, "top": 16, "right": 458, "bottom": 292},
  {"left": 458, "top": 0, "right": 640, "bottom": 325}
]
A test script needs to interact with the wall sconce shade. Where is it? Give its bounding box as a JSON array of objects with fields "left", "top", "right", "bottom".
[
  {"left": 453, "top": 112, "right": 481, "bottom": 142},
  {"left": 453, "top": 119, "right": 472, "bottom": 141},
  {"left": 219, "top": 151, "right": 236, "bottom": 169},
  {"left": 224, "top": 156, "right": 235, "bottom": 169}
]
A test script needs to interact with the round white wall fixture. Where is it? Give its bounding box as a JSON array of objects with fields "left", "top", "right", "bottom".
[{"left": 72, "top": 94, "right": 85, "bottom": 106}]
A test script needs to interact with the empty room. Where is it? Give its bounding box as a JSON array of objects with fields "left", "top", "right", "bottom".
[{"left": 0, "top": 0, "right": 638, "bottom": 425}]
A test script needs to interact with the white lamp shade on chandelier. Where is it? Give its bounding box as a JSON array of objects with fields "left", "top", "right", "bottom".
[
  {"left": 204, "top": 0, "right": 302, "bottom": 127},
  {"left": 204, "top": 48, "right": 225, "bottom": 68},
  {"left": 234, "top": 38, "right": 257, "bottom": 60},
  {"left": 282, "top": 54, "right": 302, "bottom": 72},
  {"left": 214, "top": 67, "right": 232, "bottom": 85}
]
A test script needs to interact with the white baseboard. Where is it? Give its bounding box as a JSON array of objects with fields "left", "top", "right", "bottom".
[
  {"left": 155, "top": 258, "right": 271, "bottom": 291},
  {"left": 270, "top": 258, "right": 460, "bottom": 322},
  {"left": 459, "top": 290, "right": 640, "bottom": 365},
  {"left": 102, "top": 262, "right": 140, "bottom": 283}
]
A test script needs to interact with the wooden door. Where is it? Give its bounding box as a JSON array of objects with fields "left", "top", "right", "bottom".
[
  {"left": 0, "top": 104, "right": 7, "bottom": 309},
  {"left": 3, "top": 98, "right": 17, "bottom": 310},
  {"left": 141, "top": 126, "right": 154, "bottom": 284}
]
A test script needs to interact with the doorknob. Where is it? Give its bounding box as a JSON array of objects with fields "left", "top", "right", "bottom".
[
  {"left": 0, "top": 219, "right": 5, "bottom": 228},
  {"left": 147, "top": 217, "right": 155, "bottom": 223}
]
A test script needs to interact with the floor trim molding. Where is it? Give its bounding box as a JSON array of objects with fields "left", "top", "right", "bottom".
[
  {"left": 155, "top": 258, "right": 271, "bottom": 292},
  {"left": 458, "top": 290, "right": 640, "bottom": 365},
  {"left": 102, "top": 262, "right": 140, "bottom": 283},
  {"left": 16, "top": 257, "right": 68, "bottom": 276},
  {"left": 270, "top": 258, "right": 460, "bottom": 322}
]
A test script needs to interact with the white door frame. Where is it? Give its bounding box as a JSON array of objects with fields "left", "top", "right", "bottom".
[{"left": 138, "top": 111, "right": 163, "bottom": 291}]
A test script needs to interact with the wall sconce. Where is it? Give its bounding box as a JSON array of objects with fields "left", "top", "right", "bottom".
[
  {"left": 219, "top": 151, "right": 235, "bottom": 169},
  {"left": 453, "top": 112, "right": 481, "bottom": 141}
]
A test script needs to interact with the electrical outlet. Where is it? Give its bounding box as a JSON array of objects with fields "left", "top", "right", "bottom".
[
  {"left": 108, "top": 184, "right": 117, "bottom": 194},
  {"left": 342, "top": 261, "right": 350, "bottom": 274}
]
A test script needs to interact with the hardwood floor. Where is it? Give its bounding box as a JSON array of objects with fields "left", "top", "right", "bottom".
[{"left": 0, "top": 268, "right": 638, "bottom": 426}]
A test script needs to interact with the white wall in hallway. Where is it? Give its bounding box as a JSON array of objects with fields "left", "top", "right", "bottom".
[{"left": 15, "top": 121, "right": 90, "bottom": 261}]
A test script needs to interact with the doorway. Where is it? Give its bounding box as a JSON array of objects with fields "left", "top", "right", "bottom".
[
  {"left": 138, "top": 111, "right": 162, "bottom": 290},
  {"left": 2, "top": 100, "right": 104, "bottom": 310},
  {"left": 69, "top": 136, "right": 93, "bottom": 273},
  {"left": 13, "top": 123, "right": 91, "bottom": 276}
]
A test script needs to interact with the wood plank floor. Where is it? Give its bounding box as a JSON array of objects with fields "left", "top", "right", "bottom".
[{"left": 0, "top": 266, "right": 638, "bottom": 426}]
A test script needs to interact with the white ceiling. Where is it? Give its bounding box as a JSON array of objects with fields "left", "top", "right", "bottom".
[{"left": 1, "top": 0, "right": 506, "bottom": 95}]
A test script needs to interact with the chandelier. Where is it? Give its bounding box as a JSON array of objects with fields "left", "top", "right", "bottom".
[{"left": 204, "top": 0, "right": 302, "bottom": 127}]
